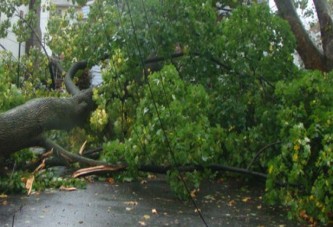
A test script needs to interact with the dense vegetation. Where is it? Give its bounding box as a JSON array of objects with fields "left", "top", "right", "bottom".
[{"left": 1, "top": 0, "right": 332, "bottom": 224}]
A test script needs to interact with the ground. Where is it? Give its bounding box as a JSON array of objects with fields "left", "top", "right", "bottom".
[{"left": 0, "top": 174, "right": 301, "bottom": 226}]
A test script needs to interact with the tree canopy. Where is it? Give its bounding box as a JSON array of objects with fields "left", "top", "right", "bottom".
[{"left": 1, "top": 0, "right": 333, "bottom": 225}]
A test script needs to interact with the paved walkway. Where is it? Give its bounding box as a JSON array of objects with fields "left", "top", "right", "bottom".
[{"left": 0, "top": 175, "right": 300, "bottom": 226}]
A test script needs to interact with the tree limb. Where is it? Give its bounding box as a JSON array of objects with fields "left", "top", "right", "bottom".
[
  {"left": 70, "top": 163, "right": 268, "bottom": 180},
  {"left": 313, "top": 0, "right": 333, "bottom": 63},
  {"left": 247, "top": 141, "right": 282, "bottom": 170},
  {"left": 64, "top": 61, "right": 88, "bottom": 95},
  {"left": 0, "top": 89, "right": 94, "bottom": 156},
  {"left": 0, "top": 58, "right": 94, "bottom": 157},
  {"left": 274, "top": 0, "right": 328, "bottom": 71},
  {"left": 41, "top": 139, "right": 122, "bottom": 167}
]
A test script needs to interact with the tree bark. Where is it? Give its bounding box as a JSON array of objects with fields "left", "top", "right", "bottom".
[
  {"left": 274, "top": 0, "right": 328, "bottom": 71},
  {"left": 0, "top": 89, "right": 94, "bottom": 157},
  {"left": 313, "top": 0, "right": 333, "bottom": 67},
  {"left": 0, "top": 60, "right": 94, "bottom": 158},
  {"left": 274, "top": 0, "right": 333, "bottom": 71}
]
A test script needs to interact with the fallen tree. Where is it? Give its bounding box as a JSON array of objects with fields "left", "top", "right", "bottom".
[
  {"left": 0, "top": 58, "right": 270, "bottom": 181},
  {"left": 0, "top": 60, "right": 95, "bottom": 159}
]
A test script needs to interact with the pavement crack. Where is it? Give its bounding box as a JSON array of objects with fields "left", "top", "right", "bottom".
[{"left": 11, "top": 204, "right": 24, "bottom": 227}]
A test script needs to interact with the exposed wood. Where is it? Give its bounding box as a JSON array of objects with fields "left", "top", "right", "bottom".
[
  {"left": 71, "top": 163, "right": 267, "bottom": 180},
  {"left": 72, "top": 165, "right": 127, "bottom": 178}
]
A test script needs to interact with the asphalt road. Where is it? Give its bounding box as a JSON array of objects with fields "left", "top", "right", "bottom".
[{"left": 0, "top": 175, "right": 300, "bottom": 226}]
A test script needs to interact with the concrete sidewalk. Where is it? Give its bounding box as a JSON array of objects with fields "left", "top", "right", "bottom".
[{"left": 0, "top": 175, "right": 300, "bottom": 226}]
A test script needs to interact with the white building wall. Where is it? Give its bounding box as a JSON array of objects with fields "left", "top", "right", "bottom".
[
  {"left": 41, "top": 0, "right": 52, "bottom": 56},
  {"left": 0, "top": 0, "right": 77, "bottom": 58},
  {"left": 0, "top": 5, "right": 29, "bottom": 59}
]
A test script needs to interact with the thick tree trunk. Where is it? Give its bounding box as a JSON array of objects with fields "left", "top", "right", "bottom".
[
  {"left": 0, "top": 59, "right": 94, "bottom": 158},
  {"left": 274, "top": 0, "right": 333, "bottom": 71},
  {"left": 0, "top": 89, "right": 94, "bottom": 157},
  {"left": 313, "top": 0, "right": 333, "bottom": 67},
  {"left": 274, "top": 0, "right": 327, "bottom": 71}
]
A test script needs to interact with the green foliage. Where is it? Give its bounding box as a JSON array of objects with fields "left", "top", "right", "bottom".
[
  {"left": 265, "top": 71, "right": 333, "bottom": 224},
  {"left": 101, "top": 65, "right": 221, "bottom": 196},
  {"left": 45, "top": 0, "right": 300, "bottom": 214},
  {"left": 0, "top": 47, "right": 59, "bottom": 113},
  {"left": 0, "top": 169, "right": 86, "bottom": 194},
  {"left": 127, "top": 65, "right": 218, "bottom": 167},
  {"left": 2, "top": 0, "right": 333, "bottom": 224},
  {"left": 0, "top": 0, "right": 40, "bottom": 41},
  {"left": 209, "top": 4, "right": 296, "bottom": 168},
  {"left": 0, "top": 149, "right": 86, "bottom": 194},
  {"left": 0, "top": 53, "right": 25, "bottom": 112},
  {"left": 0, "top": 172, "right": 27, "bottom": 193},
  {"left": 33, "top": 169, "right": 86, "bottom": 191}
]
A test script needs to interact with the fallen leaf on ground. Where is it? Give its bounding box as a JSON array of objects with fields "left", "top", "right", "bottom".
[
  {"left": 0, "top": 194, "right": 7, "bottom": 199},
  {"left": 204, "top": 194, "right": 215, "bottom": 201},
  {"left": 242, "top": 197, "right": 251, "bottom": 202},
  {"left": 152, "top": 208, "right": 158, "bottom": 214},
  {"left": 228, "top": 200, "right": 236, "bottom": 206},
  {"left": 138, "top": 221, "right": 146, "bottom": 226},
  {"left": 124, "top": 201, "right": 138, "bottom": 206},
  {"left": 147, "top": 173, "right": 156, "bottom": 180},
  {"left": 106, "top": 177, "right": 115, "bottom": 184}
]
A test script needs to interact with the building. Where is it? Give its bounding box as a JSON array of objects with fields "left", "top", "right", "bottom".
[
  {"left": 0, "top": 5, "right": 29, "bottom": 59},
  {"left": 0, "top": 0, "right": 79, "bottom": 59}
]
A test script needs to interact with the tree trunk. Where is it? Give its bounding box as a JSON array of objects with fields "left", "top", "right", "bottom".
[
  {"left": 274, "top": 0, "right": 333, "bottom": 71},
  {"left": 0, "top": 60, "right": 94, "bottom": 157},
  {"left": 0, "top": 89, "right": 94, "bottom": 157},
  {"left": 313, "top": 0, "right": 333, "bottom": 67}
]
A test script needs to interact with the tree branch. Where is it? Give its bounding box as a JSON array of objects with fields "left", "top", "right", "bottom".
[
  {"left": 41, "top": 139, "right": 122, "bottom": 167},
  {"left": 0, "top": 58, "right": 94, "bottom": 157},
  {"left": 313, "top": 0, "right": 333, "bottom": 63},
  {"left": 274, "top": 0, "right": 328, "bottom": 71},
  {"left": 64, "top": 61, "right": 88, "bottom": 95}
]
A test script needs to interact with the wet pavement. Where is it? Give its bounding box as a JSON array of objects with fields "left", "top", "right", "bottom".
[{"left": 0, "top": 175, "right": 300, "bottom": 226}]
